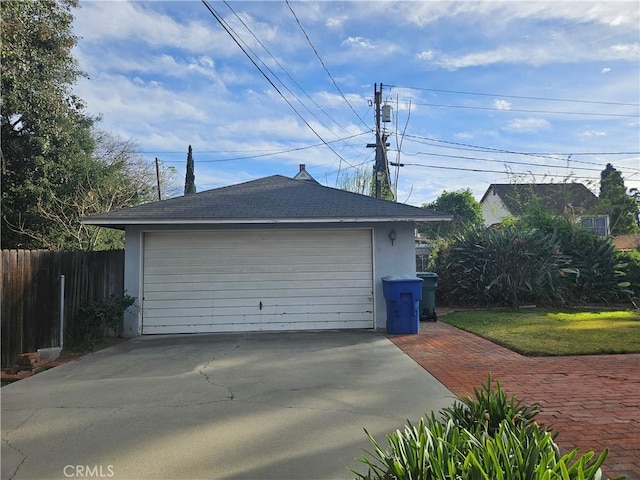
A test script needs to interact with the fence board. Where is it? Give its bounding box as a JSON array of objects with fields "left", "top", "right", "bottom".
[{"left": 1, "top": 250, "right": 125, "bottom": 368}]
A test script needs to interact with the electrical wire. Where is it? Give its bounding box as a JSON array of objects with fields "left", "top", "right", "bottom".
[
  {"left": 388, "top": 84, "right": 640, "bottom": 107},
  {"left": 409, "top": 101, "right": 638, "bottom": 118},
  {"left": 222, "top": 1, "right": 359, "bottom": 143},
  {"left": 220, "top": 1, "right": 364, "bottom": 158},
  {"left": 403, "top": 162, "right": 602, "bottom": 180},
  {"left": 142, "top": 132, "right": 369, "bottom": 156},
  {"left": 404, "top": 150, "right": 638, "bottom": 174},
  {"left": 403, "top": 135, "right": 640, "bottom": 172},
  {"left": 200, "top": 0, "right": 357, "bottom": 169},
  {"left": 285, "top": 0, "right": 370, "bottom": 130},
  {"left": 403, "top": 134, "right": 640, "bottom": 158}
]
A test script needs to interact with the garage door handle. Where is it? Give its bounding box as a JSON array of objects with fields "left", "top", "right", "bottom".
[{"left": 259, "top": 301, "right": 263, "bottom": 310}]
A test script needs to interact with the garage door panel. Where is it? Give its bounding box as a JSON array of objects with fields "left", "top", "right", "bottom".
[
  {"left": 144, "top": 294, "right": 373, "bottom": 309},
  {"left": 143, "top": 314, "right": 374, "bottom": 333},
  {"left": 144, "top": 261, "right": 372, "bottom": 275},
  {"left": 142, "top": 229, "right": 373, "bottom": 333},
  {"left": 143, "top": 286, "right": 374, "bottom": 301},
  {"left": 143, "top": 271, "right": 371, "bottom": 285},
  {"left": 144, "top": 302, "right": 374, "bottom": 319},
  {"left": 144, "top": 230, "right": 366, "bottom": 249},
  {"left": 143, "top": 280, "right": 373, "bottom": 294},
  {"left": 144, "top": 319, "right": 374, "bottom": 334}
]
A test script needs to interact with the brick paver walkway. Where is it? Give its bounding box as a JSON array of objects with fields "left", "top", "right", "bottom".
[{"left": 388, "top": 320, "right": 640, "bottom": 480}]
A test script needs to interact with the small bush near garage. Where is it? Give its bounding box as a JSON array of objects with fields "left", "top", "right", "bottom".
[
  {"left": 68, "top": 294, "right": 135, "bottom": 350},
  {"left": 351, "top": 377, "right": 622, "bottom": 480}
]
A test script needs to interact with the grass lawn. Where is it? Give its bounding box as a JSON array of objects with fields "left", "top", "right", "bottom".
[{"left": 440, "top": 309, "right": 640, "bottom": 356}]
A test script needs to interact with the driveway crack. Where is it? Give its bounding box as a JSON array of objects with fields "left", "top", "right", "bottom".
[
  {"left": 3, "top": 438, "right": 27, "bottom": 480},
  {"left": 199, "top": 360, "right": 235, "bottom": 400}
]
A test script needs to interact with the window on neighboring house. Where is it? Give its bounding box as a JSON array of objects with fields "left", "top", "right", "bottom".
[{"left": 580, "top": 216, "right": 609, "bottom": 236}]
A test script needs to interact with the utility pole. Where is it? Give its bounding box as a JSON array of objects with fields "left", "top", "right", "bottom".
[
  {"left": 367, "top": 83, "right": 390, "bottom": 199},
  {"left": 155, "top": 157, "right": 162, "bottom": 201}
]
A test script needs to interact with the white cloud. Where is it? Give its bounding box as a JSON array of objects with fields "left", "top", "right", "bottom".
[
  {"left": 198, "top": 56, "right": 214, "bottom": 68},
  {"left": 579, "top": 130, "right": 607, "bottom": 138},
  {"left": 417, "top": 50, "right": 434, "bottom": 60},
  {"left": 326, "top": 15, "right": 347, "bottom": 29},
  {"left": 436, "top": 40, "right": 640, "bottom": 70},
  {"left": 503, "top": 118, "right": 551, "bottom": 133},
  {"left": 493, "top": 99, "right": 512, "bottom": 110},
  {"left": 342, "top": 36, "right": 374, "bottom": 49},
  {"left": 386, "top": 2, "right": 640, "bottom": 31},
  {"left": 607, "top": 42, "right": 640, "bottom": 59},
  {"left": 601, "top": 67, "right": 612, "bottom": 74}
]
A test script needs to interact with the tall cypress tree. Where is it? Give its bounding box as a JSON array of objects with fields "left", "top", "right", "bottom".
[
  {"left": 599, "top": 163, "right": 639, "bottom": 234},
  {"left": 184, "top": 145, "right": 196, "bottom": 195}
]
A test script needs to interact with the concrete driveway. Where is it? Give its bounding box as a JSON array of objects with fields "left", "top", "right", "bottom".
[{"left": 2, "top": 331, "right": 454, "bottom": 480}]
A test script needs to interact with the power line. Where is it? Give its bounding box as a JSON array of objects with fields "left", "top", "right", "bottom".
[
  {"left": 200, "top": 0, "right": 357, "bottom": 169},
  {"left": 409, "top": 101, "right": 638, "bottom": 118},
  {"left": 404, "top": 162, "right": 602, "bottom": 180},
  {"left": 220, "top": 1, "right": 361, "bottom": 156},
  {"left": 142, "top": 132, "right": 369, "bottom": 155},
  {"left": 404, "top": 135, "right": 640, "bottom": 157},
  {"left": 403, "top": 134, "right": 640, "bottom": 172},
  {"left": 388, "top": 84, "right": 640, "bottom": 107},
  {"left": 153, "top": 133, "right": 370, "bottom": 163},
  {"left": 222, "top": 1, "right": 356, "bottom": 142},
  {"left": 404, "top": 150, "right": 639, "bottom": 174},
  {"left": 285, "top": 0, "right": 370, "bottom": 130}
]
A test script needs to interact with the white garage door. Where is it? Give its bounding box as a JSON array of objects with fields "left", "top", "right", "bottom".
[{"left": 142, "top": 229, "right": 374, "bottom": 334}]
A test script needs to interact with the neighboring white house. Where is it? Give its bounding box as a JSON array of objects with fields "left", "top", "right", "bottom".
[
  {"left": 83, "top": 165, "right": 451, "bottom": 337},
  {"left": 480, "top": 183, "right": 609, "bottom": 236}
]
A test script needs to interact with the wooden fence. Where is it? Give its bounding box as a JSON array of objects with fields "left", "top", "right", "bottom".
[{"left": 1, "top": 250, "right": 125, "bottom": 368}]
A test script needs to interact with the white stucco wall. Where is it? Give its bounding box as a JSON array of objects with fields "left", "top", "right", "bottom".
[
  {"left": 481, "top": 190, "right": 512, "bottom": 227},
  {"left": 121, "top": 222, "right": 419, "bottom": 336}
]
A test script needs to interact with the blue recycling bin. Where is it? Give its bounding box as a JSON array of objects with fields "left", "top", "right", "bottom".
[{"left": 381, "top": 276, "right": 423, "bottom": 334}]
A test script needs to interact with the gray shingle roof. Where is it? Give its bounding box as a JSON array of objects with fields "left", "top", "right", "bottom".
[
  {"left": 83, "top": 175, "right": 451, "bottom": 228},
  {"left": 481, "top": 183, "right": 600, "bottom": 216}
]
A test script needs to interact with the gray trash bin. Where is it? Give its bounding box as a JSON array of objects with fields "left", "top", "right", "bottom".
[{"left": 417, "top": 272, "right": 438, "bottom": 321}]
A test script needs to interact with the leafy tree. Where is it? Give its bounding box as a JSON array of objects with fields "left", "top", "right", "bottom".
[
  {"left": 1, "top": 0, "right": 93, "bottom": 248},
  {"left": 5, "top": 130, "right": 172, "bottom": 250},
  {"left": 337, "top": 165, "right": 371, "bottom": 195},
  {"left": 184, "top": 144, "right": 196, "bottom": 195},
  {"left": 598, "top": 163, "right": 639, "bottom": 235},
  {"left": 420, "top": 189, "right": 483, "bottom": 238},
  {"left": 1, "top": 1, "right": 175, "bottom": 250}
]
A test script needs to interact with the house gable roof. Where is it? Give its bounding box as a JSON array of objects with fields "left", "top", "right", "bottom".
[
  {"left": 480, "top": 183, "right": 600, "bottom": 217},
  {"left": 83, "top": 175, "right": 451, "bottom": 228}
]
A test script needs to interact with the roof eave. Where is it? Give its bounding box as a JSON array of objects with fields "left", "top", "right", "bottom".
[{"left": 82, "top": 215, "right": 453, "bottom": 227}]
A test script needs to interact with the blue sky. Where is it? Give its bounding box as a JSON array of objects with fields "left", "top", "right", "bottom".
[{"left": 72, "top": 1, "right": 640, "bottom": 206}]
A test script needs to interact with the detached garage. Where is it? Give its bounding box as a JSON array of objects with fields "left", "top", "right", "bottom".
[{"left": 84, "top": 166, "right": 450, "bottom": 337}]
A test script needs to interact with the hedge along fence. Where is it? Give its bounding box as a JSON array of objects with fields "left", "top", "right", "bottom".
[{"left": 1, "top": 250, "right": 125, "bottom": 368}]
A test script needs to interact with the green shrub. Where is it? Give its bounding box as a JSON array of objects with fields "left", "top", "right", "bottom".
[
  {"left": 432, "top": 219, "right": 632, "bottom": 307},
  {"left": 352, "top": 418, "right": 615, "bottom": 480},
  {"left": 441, "top": 375, "right": 540, "bottom": 436},
  {"left": 351, "top": 377, "right": 623, "bottom": 480},
  {"left": 69, "top": 293, "right": 135, "bottom": 349},
  {"left": 432, "top": 225, "right": 569, "bottom": 307},
  {"left": 616, "top": 249, "right": 640, "bottom": 298}
]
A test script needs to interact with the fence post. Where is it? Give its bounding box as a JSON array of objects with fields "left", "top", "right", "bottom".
[{"left": 59, "top": 275, "right": 65, "bottom": 349}]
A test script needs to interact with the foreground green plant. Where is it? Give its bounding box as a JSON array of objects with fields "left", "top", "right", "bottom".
[
  {"left": 351, "top": 377, "right": 624, "bottom": 480},
  {"left": 441, "top": 375, "right": 540, "bottom": 436}
]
